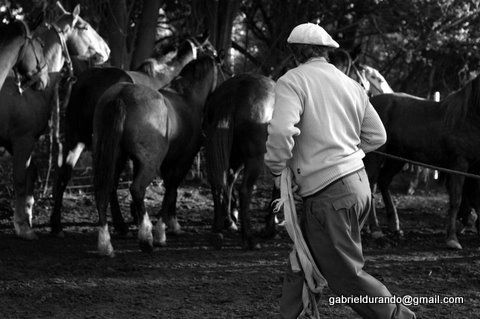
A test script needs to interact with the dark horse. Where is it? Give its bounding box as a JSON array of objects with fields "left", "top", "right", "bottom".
[
  {"left": 50, "top": 35, "right": 212, "bottom": 236},
  {"left": 203, "top": 74, "right": 275, "bottom": 249},
  {"left": 0, "top": 18, "right": 49, "bottom": 90},
  {"left": 93, "top": 55, "right": 219, "bottom": 256},
  {"left": 0, "top": 4, "right": 110, "bottom": 240},
  {"left": 364, "top": 75, "right": 480, "bottom": 249}
]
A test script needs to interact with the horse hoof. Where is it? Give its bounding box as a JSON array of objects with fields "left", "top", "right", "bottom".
[
  {"left": 18, "top": 230, "right": 38, "bottom": 240},
  {"left": 446, "top": 239, "right": 462, "bottom": 250},
  {"left": 371, "top": 230, "right": 384, "bottom": 239},
  {"left": 139, "top": 241, "right": 154, "bottom": 253},
  {"left": 50, "top": 230, "right": 65, "bottom": 238},
  {"left": 168, "top": 228, "right": 185, "bottom": 236},
  {"left": 231, "top": 209, "right": 239, "bottom": 223},
  {"left": 243, "top": 239, "right": 260, "bottom": 250},
  {"left": 210, "top": 233, "right": 224, "bottom": 250},
  {"left": 98, "top": 243, "right": 115, "bottom": 257},
  {"left": 393, "top": 230, "right": 404, "bottom": 239},
  {"left": 153, "top": 239, "right": 167, "bottom": 247},
  {"left": 227, "top": 222, "right": 238, "bottom": 232}
]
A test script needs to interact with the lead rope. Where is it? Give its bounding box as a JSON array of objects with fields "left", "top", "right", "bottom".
[
  {"left": 272, "top": 168, "right": 327, "bottom": 319},
  {"left": 43, "top": 23, "right": 77, "bottom": 194},
  {"left": 51, "top": 22, "right": 76, "bottom": 168}
]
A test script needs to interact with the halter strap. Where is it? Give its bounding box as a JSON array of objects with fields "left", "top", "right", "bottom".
[
  {"left": 51, "top": 22, "right": 74, "bottom": 77},
  {"left": 186, "top": 39, "right": 198, "bottom": 60},
  {"left": 211, "top": 59, "right": 218, "bottom": 93},
  {"left": 13, "top": 32, "right": 48, "bottom": 94}
]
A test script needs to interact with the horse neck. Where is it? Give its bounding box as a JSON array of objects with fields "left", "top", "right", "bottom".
[
  {"left": 38, "top": 29, "right": 65, "bottom": 72},
  {"left": 166, "top": 51, "right": 195, "bottom": 81},
  {"left": 184, "top": 78, "right": 213, "bottom": 115},
  {"left": 0, "top": 37, "right": 23, "bottom": 88}
]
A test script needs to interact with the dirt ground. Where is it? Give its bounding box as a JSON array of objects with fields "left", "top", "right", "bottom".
[{"left": 1, "top": 172, "right": 480, "bottom": 319}]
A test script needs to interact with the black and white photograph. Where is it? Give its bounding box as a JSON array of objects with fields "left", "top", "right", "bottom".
[{"left": 0, "top": 0, "right": 479, "bottom": 318}]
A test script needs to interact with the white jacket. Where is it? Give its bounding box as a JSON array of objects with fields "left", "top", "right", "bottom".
[{"left": 265, "top": 57, "right": 386, "bottom": 197}]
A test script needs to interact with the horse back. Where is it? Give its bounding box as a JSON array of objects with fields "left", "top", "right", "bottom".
[
  {"left": 97, "top": 82, "right": 169, "bottom": 146},
  {"left": 369, "top": 92, "right": 457, "bottom": 164}
]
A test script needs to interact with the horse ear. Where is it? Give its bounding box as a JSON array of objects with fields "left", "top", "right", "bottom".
[
  {"left": 56, "top": 1, "right": 68, "bottom": 14},
  {"left": 196, "top": 29, "right": 210, "bottom": 45},
  {"left": 164, "top": 48, "right": 178, "bottom": 63},
  {"left": 72, "top": 4, "right": 81, "bottom": 18},
  {"left": 351, "top": 45, "right": 363, "bottom": 63}
]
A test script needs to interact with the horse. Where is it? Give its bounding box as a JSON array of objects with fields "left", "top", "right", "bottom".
[
  {"left": 50, "top": 35, "right": 213, "bottom": 236},
  {"left": 203, "top": 73, "right": 275, "bottom": 249},
  {"left": 92, "top": 55, "right": 219, "bottom": 256},
  {"left": 363, "top": 74, "right": 480, "bottom": 250},
  {"left": 0, "top": 19, "right": 49, "bottom": 91},
  {"left": 0, "top": 4, "right": 110, "bottom": 240}
]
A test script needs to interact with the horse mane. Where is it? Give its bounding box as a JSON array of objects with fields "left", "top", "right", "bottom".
[
  {"left": 136, "top": 43, "right": 177, "bottom": 76},
  {"left": 443, "top": 75, "right": 480, "bottom": 127},
  {"left": 0, "top": 19, "right": 27, "bottom": 48},
  {"left": 178, "top": 55, "right": 213, "bottom": 82}
]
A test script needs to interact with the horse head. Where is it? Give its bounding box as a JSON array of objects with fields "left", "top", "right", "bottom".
[
  {"left": 53, "top": 3, "right": 110, "bottom": 65},
  {"left": 11, "top": 19, "right": 49, "bottom": 90},
  {"left": 361, "top": 64, "right": 393, "bottom": 95},
  {"left": 137, "top": 33, "right": 218, "bottom": 83}
]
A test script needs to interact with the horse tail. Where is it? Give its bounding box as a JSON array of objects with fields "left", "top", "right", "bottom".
[
  {"left": 93, "top": 97, "right": 126, "bottom": 213},
  {"left": 205, "top": 115, "right": 234, "bottom": 200}
]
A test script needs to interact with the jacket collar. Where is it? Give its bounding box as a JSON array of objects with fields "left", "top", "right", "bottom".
[{"left": 305, "top": 57, "right": 328, "bottom": 64}]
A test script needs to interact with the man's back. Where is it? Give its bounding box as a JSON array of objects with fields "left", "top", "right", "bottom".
[{"left": 265, "top": 57, "right": 385, "bottom": 196}]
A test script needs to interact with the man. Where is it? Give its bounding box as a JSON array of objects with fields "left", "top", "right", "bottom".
[{"left": 265, "top": 23, "right": 416, "bottom": 319}]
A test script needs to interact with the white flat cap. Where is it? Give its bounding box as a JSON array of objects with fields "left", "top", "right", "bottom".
[{"left": 287, "top": 23, "right": 339, "bottom": 48}]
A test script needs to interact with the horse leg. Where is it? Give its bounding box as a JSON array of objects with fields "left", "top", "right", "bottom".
[
  {"left": 225, "top": 166, "right": 242, "bottom": 231},
  {"left": 445, "top": 174, "right": 466, "bottom": 250},
  {"left": 110, "top": 155, "right": 129, "bottom": 237},
  {"left": 210, "top": 185, "right": 227, "bottom": 249},
  {"left": 51, "top": 141, "right": 85, "bottom": 236},
  {"left": 377, "top": 159, "right": 405, "bottom": 236},
  {"left": 407, "top": 166, "right": 421, "bottom": 195},
  {"left": 12, "top": 139, "right": 37, "bottom": 240},
  {"left": 363, "top": 154, "right": 384, "bottom": 238},
  {"left": 130, "top": 162, "right": 156, "bottom": 252},
  {"left": 239, "top": 157, "right": 262, "bottom": 250},
  {"left": 159, "top": 181, "right": 183, "bottom": 236}
]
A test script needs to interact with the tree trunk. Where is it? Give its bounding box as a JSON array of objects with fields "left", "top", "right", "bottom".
[
  {"left": 194, "top": 0, "right": 240, "bottom": 55},
  {"left": 104, "top": 0, "right": 128, "bottom": 68},
  {"left": 216, "top": 0, "right": 240, "bottom": 54},
  {"left": 130, "top": 0, "right": 163, "bottom": 70}
]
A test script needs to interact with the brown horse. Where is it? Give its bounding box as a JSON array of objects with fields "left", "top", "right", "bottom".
[
  {"left": 364, "top": 75, "right": 480, "bottom": 250},
  {"left": 203, "top": 73, "right": 275, "bottom": 249},
  {"left": 0, "top": 19, "right": 49, "bottom": 91},
  {"left": 50, "top": 35, "right": 213, "bottom": 236},
  {"left": 93, "top": 55, "right": 219, "bottom": 256},
  {"left": 0, "top": 4, "right": 110, "bottom": 240}
]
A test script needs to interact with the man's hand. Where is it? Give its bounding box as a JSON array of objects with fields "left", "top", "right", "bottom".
[{"left": 273, "top": 175, "right": 281, "bottom": 189}]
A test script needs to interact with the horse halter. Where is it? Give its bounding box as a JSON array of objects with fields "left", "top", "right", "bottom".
[
  {"left": 13, "top": 32, "right": 48, "bottom": 93},
  {"left": 211, "top": 58, "right": 218, "bottom": 94},
  {"left": 186, "top": 39, "right": 198, "bottom": 60},
  {"left": 50, "top": 22, "right": 75, "bottom": 79}
]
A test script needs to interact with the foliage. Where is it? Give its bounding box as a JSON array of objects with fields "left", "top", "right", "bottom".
[{"left": 3, "top": 0, "right": 480, "bottom": 97}]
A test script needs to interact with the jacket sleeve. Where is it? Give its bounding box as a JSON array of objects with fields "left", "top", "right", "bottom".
[
  {"left": 359, "top": 98, "right": 387, "bottom": 153},
  {"left": 265, "top": 76, "right": 303, "bottom": 176}
]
